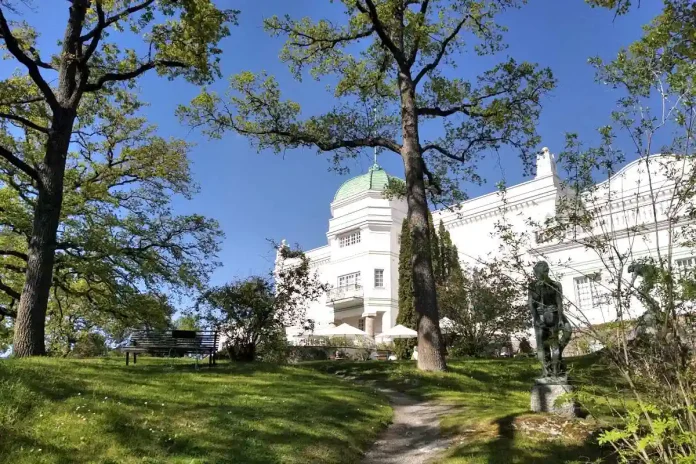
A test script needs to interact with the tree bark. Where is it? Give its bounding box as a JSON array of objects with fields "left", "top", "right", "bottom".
[
  {"left": 12, "top": 115, "right": 73, "bottom": 356},
  {"left": 399, "top": 73, "right": 447, "bottom": 372},
  {"left": 11, "top": 1, "right": 88, "bottom": 356}
]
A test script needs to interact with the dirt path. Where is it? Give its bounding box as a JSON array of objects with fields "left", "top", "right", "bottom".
[{"left": 362, "top": 389, "right": 459, "bottom": 464}]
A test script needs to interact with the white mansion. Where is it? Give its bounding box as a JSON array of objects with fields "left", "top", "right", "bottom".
[{"left": 281, "top": 148, "right": 694, "bottom": 341}]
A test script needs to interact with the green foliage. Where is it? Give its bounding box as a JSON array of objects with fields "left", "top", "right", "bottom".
[
  {"left": 179, "top": 0, "right": 555, "bottom": 205},
  {"left": 175, "top": 314, "right": 201, "bottom": 331},
  {"left": 0, "top": 91, "right": 222, "bottom": 353},
  {"left": 395, "top": 218, "right": 416, "bottom": 360},
  {"left": 0, "top": 357, "right": 391, "bottom": 463},
  {"left": 442, "top": 260, "right": 530, "bottom": 357},
  {"left": 0, "top": 0, "right": 235, "bottom": 355},
  {"left": 70, "top": 332, "right": 107, "bottom": 358},
  {"left": 200, "top": 246, "right": 327, "bottom": 362},
  {"left": 255, "top": 324, "right": 289, "bottom": 364},
  {"left": 598, "top": 402, "right": 696, "bottom": 463},
  {"left": 395, "top": 215, "right": 465, "bottom": 359}
]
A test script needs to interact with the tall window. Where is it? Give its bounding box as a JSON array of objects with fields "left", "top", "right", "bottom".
[
  {"left": 337, "top": 272, "right": 361, "bottom": 288},
  {"left": 358, "top": 318, "right": 365, "bottom": 331},
  {"left": 374, "top": 269, "right": 384, "bottom": 288},
  {"left": 675, "top": 257, "right": 696, "bottom": 273},
  {"left": 339, "top": 230, "right": 361, "bottom": 248},
  {"left": 574, "top": 274, "right": 601, "bottom": 309}
]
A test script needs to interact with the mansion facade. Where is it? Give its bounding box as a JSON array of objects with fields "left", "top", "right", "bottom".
[{"left": 281, "top": 148, "right": 693, "bottom": 341}]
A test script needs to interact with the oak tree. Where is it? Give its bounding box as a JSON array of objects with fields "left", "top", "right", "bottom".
[
  {"left": 180, "top": 0, "right": 555, "bottom": 371},
  {"left": 0, "top": 0, "right": 234, "bottom": 355},
  {"left": 0, "top": 90, "right": 222, "bottom": 354}
]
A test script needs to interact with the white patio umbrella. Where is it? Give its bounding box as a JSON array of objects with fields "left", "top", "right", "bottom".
[
  {"left": 319, "top": 323, "right": 368, "bottom": 337},
  {"left": 315, "top": 323, "right": 369, "bottom": 348},
  {"left": 376, "top": 324, "right": 417, "bottom": 340}
]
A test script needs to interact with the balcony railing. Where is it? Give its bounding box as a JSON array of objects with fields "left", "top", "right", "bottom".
[{"left": 328, "top": 284, "right": 363, "bottom": 302}]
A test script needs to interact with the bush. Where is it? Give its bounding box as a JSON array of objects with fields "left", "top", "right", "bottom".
[
  {"left": 71, "top": 332, "right": 107, "bottom": 358},
  {"left": 394, "top": 339, "right": 416, "bottom": 360},
  {"left": 256, "top": 327, "right": 289, "bottom": 363},
  {"left": 287, "top": 346, "right": 330, "bottom": 362},
  {"left": 598, "top": 402, "right": 696, "bottom": 463}
]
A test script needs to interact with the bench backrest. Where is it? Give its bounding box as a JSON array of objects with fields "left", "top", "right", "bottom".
[{"left": 129, "top": 330, "right": 218, "bottom": 351}]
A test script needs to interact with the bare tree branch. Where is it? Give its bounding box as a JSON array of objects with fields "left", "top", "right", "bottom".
[
  {"left": 236, "top": 121, "right": 402, "bottom": 154},
  {"left": 0, "top": 277, "right": 19, "bottom": 300},
  {"left": 405, "top": 0, "right": 431, "bottom": 66},
  {"left": 0, "top": 112, "right": 49, "bottom": 133},
  {"left": 417, "top": 104, "right": 474, "bottom": 118},
  {"left": 0, "top": 7, "right": 59, "bottom": 110},
  {"left": 286, "top": 24, "right": 375, "bottom": 50},
  {"left": 79, "top": 0, "right": 156, "bottom": 43},
  {"left": 355, "top": 0, "right": 408, "bottom": 72},
  {"left": 27, "top": 46, "right": 54, "bottom": 70},
  {"left": 0, "top": 249, "right": 28, "bottom": 261},
  {"left": 0, "top": 96, "right": 45, "bottom": 106},
  {"left": 83, "top": 60, "right": 188, "bottom": 92},
  {"left": 82, "top": 0, "right": 105, "bottom": 63},
  {"left": 0, "top": 145, "right": 40, "bottom": 183},
  {"left": 413, "top": 14, "right": 469, "bottom": 85}
]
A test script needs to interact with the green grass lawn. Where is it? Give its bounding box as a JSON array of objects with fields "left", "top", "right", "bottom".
[
  {"left": 0, "top": 357, "right": 391, "bottom": 464},
  {"left": 309, "top": 355, "right": 624, "bottom": 464}
]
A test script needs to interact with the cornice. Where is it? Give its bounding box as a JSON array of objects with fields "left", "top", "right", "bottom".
[{"left": 533, "top": 217, "right": 695, "bottom": 254}]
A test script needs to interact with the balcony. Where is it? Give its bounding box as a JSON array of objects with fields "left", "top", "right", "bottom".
[{"left": 326, "top": 284, "right": 364, "bottom": 310}]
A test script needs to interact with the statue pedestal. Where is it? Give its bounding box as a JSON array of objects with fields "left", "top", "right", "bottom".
[{"left": 530, "top": 377, "right": 576, "bottom": 417}]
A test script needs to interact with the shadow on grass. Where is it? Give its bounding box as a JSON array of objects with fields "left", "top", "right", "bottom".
[
  {"left": 0, "top": 358, "right": 391, "bottom": 464},
  {"left": 306, "top": 356, "right": 621, "bottom": 464},
  {"left": 442, "top": 412, "right": 616, "bottom": 464}
]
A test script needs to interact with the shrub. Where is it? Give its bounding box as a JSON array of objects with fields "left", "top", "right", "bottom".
[{"left": 71, "top": 332, "right": 107, "bottom": 358}]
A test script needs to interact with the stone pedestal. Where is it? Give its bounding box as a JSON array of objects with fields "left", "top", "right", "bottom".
[{"left": 530, "top": 378, "right": 576, "bottom": 417}]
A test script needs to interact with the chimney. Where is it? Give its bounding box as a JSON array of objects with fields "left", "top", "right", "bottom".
[{"left": 536, "top": 147, "right": 558, "bottom": 179}]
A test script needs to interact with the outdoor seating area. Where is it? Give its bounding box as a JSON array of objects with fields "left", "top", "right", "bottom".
[
  {"left": 286, "top": 323, "right": 419, "bottom": 361},
  {"left": 122, "top": 330, "right": 219, "bottom": 366}
]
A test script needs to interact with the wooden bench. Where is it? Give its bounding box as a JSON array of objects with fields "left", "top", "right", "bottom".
[{"left": 123, "top": 330, "right": 219, "bottom": 366}]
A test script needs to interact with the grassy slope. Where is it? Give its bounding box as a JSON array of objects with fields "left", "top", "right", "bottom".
[
  {"left": 0, "top": 357, "right": 391, "bottom": 464},
  {"left": 310, "top": 355, "right": 623, "bottom": 464}
]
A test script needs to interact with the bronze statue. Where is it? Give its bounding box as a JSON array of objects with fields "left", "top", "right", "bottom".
[{"left": 528, "top": 261, "right": 572, "bottom": 379}]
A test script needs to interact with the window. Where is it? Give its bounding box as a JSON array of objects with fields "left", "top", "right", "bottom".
[
  {"left": 574, "top": 274, "right": 601, "bottom": 309},
  {"left": 337, "top": 272, "right": 361, "bottom": 288},
  {"left": 358, "top": 318, "right": 365, "bottom": 331},
  {"left": 374, "top": 269, "right": 384, "bottom": 288},
  {"left": 339, "top": 230, "right": 361, "bottom": 248},
  {"left": 675, "top": 257, "right": 696, "bottom": 273}
]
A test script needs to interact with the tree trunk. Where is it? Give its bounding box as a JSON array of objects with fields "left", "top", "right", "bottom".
[
  {"left": 11, "top": 1, "right": 88, "bottom": 357},
  {"left": 399, "top": 73, "right": 447, "bottom": 372},
  {"left": 12, "top": 116, "right": 72, "bottom": 357}
]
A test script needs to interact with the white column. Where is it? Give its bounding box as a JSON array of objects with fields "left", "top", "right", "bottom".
[{"left": 365, "top": 315, "right": 375, "bottom": 337}]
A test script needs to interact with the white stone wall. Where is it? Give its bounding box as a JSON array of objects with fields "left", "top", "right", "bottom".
[{"left": 282, "top": 151, "right": 693, "bottom": 338}]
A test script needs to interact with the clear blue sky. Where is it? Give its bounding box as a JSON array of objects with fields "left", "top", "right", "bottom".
[{"left": 20, "top": 0, "right": 662, "bottom": 284}]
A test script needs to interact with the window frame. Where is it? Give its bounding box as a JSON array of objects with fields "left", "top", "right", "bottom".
[
  {"left": 574, "top": 273, "right": 601, "bottom": 310},
  {"left": 338, "top": 230, "right": 361, "bottom": 248},
  {"left": 374, "top": 269, "right": 384, "bottom": 288}
]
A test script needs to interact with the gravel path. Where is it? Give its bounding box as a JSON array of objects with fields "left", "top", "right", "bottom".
[{"left": 362, "top": 389, "right": 459, "bottom": 464}]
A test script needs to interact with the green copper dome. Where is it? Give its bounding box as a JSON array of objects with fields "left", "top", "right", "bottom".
[{"left": 334, "top": 164, "right": 396, "bottom": 201}]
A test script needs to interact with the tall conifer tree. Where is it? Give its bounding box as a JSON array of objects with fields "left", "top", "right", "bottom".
[{"left": 395, "top": 218, "right": 416, "bottom": 359}]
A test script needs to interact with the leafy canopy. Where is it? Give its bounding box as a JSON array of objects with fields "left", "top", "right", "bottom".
[
  {"left": 0, "top": 89, "right": 223, "bottom": 350},
  {"left": 179, "top": 0, "right": 555, "bottom": 206}
]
